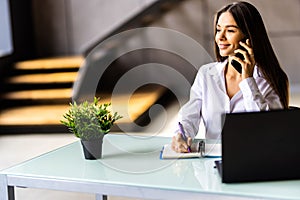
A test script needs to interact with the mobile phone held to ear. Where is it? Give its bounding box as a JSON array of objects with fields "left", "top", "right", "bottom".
[
  {"left": 231, "top": 38, "right": 248, "bottom": 74},
  {"left": 231, "top": 53, "right": 243, "bottom": 74}
]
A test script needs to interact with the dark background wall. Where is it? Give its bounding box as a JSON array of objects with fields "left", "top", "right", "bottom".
[{"left": 0, "top": 0, "right": 35, "bottom": 76}]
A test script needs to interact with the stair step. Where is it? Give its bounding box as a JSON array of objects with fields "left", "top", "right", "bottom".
[
  {"left": 0, "top": 85, "right": 167, "bottom": 127},
  {"left": 0, "top": 105, "right": 70, "bottom": 125},
  {"left": 6, "top": 72, "right": 78, "bottom": 84},
  {"left": 14, "top": 56, "right": 84, "bottom": 70},
  {"left": 0, "top": 53, "right": 168, "bottom": 133},
  {"left": 1, "top": 88, "right": 72, "bottom": 100}
]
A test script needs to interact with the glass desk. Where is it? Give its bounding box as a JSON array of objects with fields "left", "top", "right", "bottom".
[{"left": 1, "top": 133, "right": 300, "bottom": 200}]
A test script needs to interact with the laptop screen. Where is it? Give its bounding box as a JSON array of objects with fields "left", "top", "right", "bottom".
[{"left": 220, "top": 109, "right": 300, "bottom": 183}]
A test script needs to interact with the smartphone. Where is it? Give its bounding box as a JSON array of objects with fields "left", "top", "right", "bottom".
[{"left": 231, "top": 38, "right": 247, "bottom": 74}]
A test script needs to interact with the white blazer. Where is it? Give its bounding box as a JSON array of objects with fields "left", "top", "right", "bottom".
[{"left": 176, "top": 60, "right": 283, "bottom": 139}]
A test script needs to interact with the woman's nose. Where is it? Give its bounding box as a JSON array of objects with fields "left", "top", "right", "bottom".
[
  {"left": 218, "top": 31, "right": 226, "bottom": 40},
  {"left": 216, "top": 31, "right": 226, "bottom": 41}
]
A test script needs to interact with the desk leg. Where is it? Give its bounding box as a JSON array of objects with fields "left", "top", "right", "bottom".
[
  {"left": 95, "top": 194, "right": 107, "bottom": 200},
  {"left": 0, "top": 175, "right": 15, "bottom": 200},
  {"left": 7, "top": 186, "right": 15, "bottom": 200}
]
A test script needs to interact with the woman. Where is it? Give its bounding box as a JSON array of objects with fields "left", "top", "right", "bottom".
[{"left": 172, "top": 1, "right": 289, "bottom": 152}]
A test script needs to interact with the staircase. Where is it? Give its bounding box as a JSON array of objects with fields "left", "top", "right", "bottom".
[
  {"left": 0, "top": 56, "right": 168, "bottom": 134},
  {"left": 0, "top": 56, "right": 83, "bottom": 133},
  {"left": 0, "top": 0, "right": 184, "bottom": 134}
]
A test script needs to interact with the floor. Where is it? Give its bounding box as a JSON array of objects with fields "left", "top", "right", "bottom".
[{"left": 1, "top": 93, "right": 300, "bottom": 200}]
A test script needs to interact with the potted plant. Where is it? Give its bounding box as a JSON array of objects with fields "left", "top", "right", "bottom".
[{"left": 61, "top": 97, "right": 122, "bottom": 159}]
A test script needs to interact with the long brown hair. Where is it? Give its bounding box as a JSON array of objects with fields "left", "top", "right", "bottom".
[{"left": 214, "top": 1, "right": 289, "bottom": 108}]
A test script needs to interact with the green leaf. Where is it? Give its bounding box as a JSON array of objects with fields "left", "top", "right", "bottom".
[{"left": 60, "top": 97, "right": 123, "bottom": 140}]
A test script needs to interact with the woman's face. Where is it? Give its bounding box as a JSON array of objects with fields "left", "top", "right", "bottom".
[{"left": 215, "top": 11, "right": 245, "bottom": 57}]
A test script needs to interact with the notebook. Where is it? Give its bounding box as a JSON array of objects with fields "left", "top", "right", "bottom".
[
  {"left": 160, "top": 141, "right": 221, "bottom": 159},
  {"left": 215, "top": 108, "right": 300, "bottom": 183}
]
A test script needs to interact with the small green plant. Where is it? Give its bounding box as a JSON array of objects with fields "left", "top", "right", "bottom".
[{"left": 61, "top": 97, "right": 122, "bottom": 141}]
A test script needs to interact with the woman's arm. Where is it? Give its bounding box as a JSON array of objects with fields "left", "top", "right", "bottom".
[
  {"left": 175, "top": 70, "right": 204, "bottom": 139},
  {"left": 239, "top": 77, "right": 283, "bottom": 111},
  {"left": 172, "top": 71, "right": 203, "bottom": 153}
]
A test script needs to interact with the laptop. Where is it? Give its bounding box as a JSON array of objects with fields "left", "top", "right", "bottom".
[{"left": 215, "top": 108, "right": 300, "bottom": 183}]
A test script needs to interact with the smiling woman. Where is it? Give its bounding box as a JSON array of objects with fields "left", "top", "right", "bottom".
[
  {"left": 215, "top": 11, "right": 249, "bottom": 99},
  {"left": 171, "top": 1, "right": 289, "bottom": 152},
  {"left": 214, "top": 2, "right": 289, "bottom": 109}
]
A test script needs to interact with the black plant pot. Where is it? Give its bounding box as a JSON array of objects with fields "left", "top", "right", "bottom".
[{"left": 81, "top": 138, "right": 103, "bottom": 160}]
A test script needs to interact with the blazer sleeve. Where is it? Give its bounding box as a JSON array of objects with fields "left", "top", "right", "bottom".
[
  {"left": 174, "top": 69, "right": 204, "bottom": 139},
  {"left": 239, "top": 77, "right": 283, "bottom": 111}
]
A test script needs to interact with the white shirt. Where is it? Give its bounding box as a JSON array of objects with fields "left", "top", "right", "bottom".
[{"left": 176, "top": 60, "right": 283, "bottom": 139}]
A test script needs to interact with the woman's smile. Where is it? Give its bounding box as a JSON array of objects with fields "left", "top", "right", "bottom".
[{"left": 218, "top": 43, "right": 230, "bottom": 50}]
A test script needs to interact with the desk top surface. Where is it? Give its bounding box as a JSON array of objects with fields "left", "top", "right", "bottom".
[{"left": 1, "top": 133, "right": 300, "bottom": 199}]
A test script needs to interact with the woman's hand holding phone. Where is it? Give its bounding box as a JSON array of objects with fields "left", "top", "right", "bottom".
[{"left": 231, "top": 39, "right": 255, "bottom": 78}]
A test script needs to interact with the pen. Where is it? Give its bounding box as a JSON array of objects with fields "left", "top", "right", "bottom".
[{"left": 178, "top": 122, "right": 191, "bottom": 152}]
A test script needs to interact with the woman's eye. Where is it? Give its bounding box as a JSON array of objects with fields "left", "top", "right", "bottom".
[
  {"left": 228, "top": 29, "right": 236, "bottom": 33},
  {"left": 216, "top": 29, "right": 221, "bottom": 32}
]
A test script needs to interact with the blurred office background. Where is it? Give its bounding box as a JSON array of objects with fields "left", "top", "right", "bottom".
[{"left": 1, "top": 0, "right": 300, "bottom": 199}]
